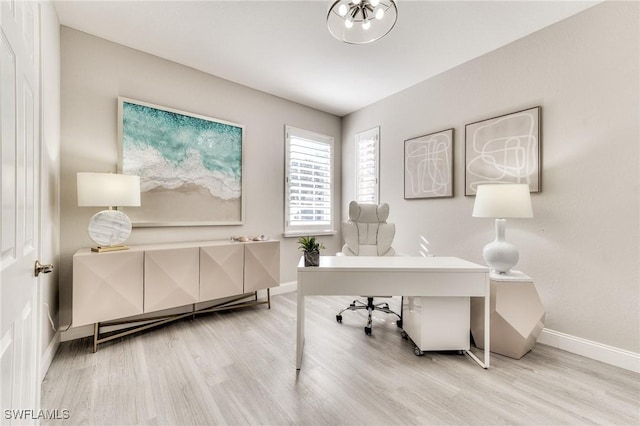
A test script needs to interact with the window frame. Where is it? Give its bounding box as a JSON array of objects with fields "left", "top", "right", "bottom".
[
  {"left": 355, "top": 127, "right": 380, "bottom": 204},
  {"left": 284, "top": 125, "right": 336, "bottom": 237}
]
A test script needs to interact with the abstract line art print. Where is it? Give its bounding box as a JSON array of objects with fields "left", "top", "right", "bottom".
[
  {"left": 465, "top": 106, "right": 541, "bottom": 195},
  {"left": 118, "top": 97, "right": 244, "bottom": 226},
  {"left": 404, "top": 128, "right": 454, "bottom": 199}
]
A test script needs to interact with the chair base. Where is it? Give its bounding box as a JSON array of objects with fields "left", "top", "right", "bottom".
[{"left": 336, "top": 297, "right": 402, "bottom": 335}]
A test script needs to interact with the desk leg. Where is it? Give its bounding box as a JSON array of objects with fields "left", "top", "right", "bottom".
[
  {"left": 296, "top": 292, "right": 305, "bottom": 370},
  {"left": 465, "top": 274, "right": 491, "bottom": 369},
  {"left": 483, "top": 273, "right": 490, "bottom": 368}
]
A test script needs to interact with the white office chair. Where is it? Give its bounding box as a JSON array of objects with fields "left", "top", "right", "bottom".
[{"left": 336, "top": 201, "right": 402, "bottom": 335}]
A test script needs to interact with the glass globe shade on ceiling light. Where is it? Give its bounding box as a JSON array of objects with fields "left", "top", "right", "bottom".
[{"left": 327, "top": 0, "right": 398, "bottom": 44}]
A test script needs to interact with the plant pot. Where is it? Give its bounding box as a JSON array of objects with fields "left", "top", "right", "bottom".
[{"left": 304, "top": 251, "right": 320, "bottom": 267}]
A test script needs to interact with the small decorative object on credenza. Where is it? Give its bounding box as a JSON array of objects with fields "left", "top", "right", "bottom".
[
  {"left": 472, "top": 183, "right": 533, "bottom": 274},
  {"left": 231, "top": 235, "right": 269, "bottom": 242},
  {"left": 77, "top": 172, "right": 141, "bottom": 252},
  {"left": 297, "top": 236, "right": 325, "bottom": 267}
]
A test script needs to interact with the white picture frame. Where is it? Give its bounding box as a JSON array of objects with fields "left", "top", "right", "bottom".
[{"left": 118, "top": 97, "right": 245, "bottom": 226}]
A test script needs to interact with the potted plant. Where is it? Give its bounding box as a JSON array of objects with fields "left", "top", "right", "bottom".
[{"left": 298, "top": 236, "right": 325, "bottom": 267}]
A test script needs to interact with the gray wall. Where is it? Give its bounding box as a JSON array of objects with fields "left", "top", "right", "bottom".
[
  {"left": 341, "top": 1, "right": 639, "bottom": 353},
  {"left": 59, "top": 27, "right": 342, "bottom": 329}
]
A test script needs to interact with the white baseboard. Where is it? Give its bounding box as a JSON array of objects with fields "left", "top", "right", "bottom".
[
  {"left": 40, "top": 331, "right": 60, "bottom": 381},
  {"left": 538, "top": 328, "right": 640, "bottom": 373},
  {"left": 268, "top": 281, "right": 297, "bottom": 296},
  {"left": 61, "top": 324, "right": 93, "bottom": 342}
]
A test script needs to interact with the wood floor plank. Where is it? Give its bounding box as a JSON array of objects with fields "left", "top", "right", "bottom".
[{"left": 41, "top": 293, "right": 640, "bottom": 425}]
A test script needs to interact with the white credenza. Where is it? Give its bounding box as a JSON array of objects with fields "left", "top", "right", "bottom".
[{"left": 73, "top": 240, "right": 280, "bottom": 350}]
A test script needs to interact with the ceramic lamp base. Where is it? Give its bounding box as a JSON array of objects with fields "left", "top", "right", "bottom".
[{"left": 483, "top": 218, "right": 519, "bottom": 274}]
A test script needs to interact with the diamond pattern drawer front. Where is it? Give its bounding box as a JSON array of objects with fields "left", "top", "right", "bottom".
[
  {"left": 200, "top": 244, "right": 244, "bottom": 301},
  {"left": 73, "top": 250, "right": 144, "bottom": 327},
  {"left": 244, "top": 241, "right": 280, "bottom": 292},
  {"left": 144, "top": 247, "right": 199, "bottom": 313}
]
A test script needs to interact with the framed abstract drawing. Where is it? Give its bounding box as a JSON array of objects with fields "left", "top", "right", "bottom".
[
  {"left": 465, "top": 106, "right": 541, "bottom": 195},
  {"left": 404, "top": 128, "right": 454, "bottom": 199},
  {"left": 118, "top": 97, "right": 245, "bottom": 226}
]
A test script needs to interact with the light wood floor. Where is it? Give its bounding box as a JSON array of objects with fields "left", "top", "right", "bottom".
[{"left": 42, "top": 293, "right": 639, "bottom": 425}]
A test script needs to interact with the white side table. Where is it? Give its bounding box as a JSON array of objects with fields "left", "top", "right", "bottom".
[{"left": 470, "top": 270, "right": 545, "bottom": 359}]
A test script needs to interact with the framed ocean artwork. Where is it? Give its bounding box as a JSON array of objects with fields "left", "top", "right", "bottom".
[{"left": 118, "top": 97, "right": 245, "bottom": 226}]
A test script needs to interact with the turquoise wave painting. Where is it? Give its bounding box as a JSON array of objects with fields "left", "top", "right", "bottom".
[{"left": 120, "top": 98, "right": 244, "bottom": 225}]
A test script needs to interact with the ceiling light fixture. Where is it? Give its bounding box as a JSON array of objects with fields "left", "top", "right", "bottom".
[{"left": 327, "top": 0, "right": 398, "bottom": 44}]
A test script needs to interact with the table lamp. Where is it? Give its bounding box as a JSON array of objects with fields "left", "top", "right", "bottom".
[
  {"left": 77, "top": 172, "right": 141, "bottom": 252},
  {"left": 472, "top": 184, "right": 533, "bottom": 274}
]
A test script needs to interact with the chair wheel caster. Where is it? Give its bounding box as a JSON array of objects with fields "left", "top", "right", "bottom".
[
  {"left": 336, "top": 315, "right": 342, "bottom": 323},
  {"left": 364, "top": 326, "right": 372, "bottom": 335},
  {"left": 414, "top": 347, "right": 424, "bottom": 356},
  {"left": 396, "top": 319, "right": 403, "bottom": 328},
  {"left": 400, "top": 331, "right": 408, "bottom": 339}
]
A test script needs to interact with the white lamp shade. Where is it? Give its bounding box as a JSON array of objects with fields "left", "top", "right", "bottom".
[
  {"left": 472, "top": 184, "right": 533, "bottom": 218},
  {"left": 77, "top": 172, "right": 141, "bottom": 207}
]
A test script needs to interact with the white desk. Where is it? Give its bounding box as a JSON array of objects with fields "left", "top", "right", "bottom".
[{"left": 296, "top": 256, "right": 490, "bottom": 369}]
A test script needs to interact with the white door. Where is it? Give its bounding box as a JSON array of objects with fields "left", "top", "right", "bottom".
[{"left": 1, "top": 0, "right": 41, "bottom": 422}]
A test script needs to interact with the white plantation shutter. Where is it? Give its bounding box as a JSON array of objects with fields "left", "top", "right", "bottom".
[
  {"left": 285, "top": 126, "right": 335, "bottom": 235},
  {"left": 356, "top": 127, "right": 380, "bottom": 204}
]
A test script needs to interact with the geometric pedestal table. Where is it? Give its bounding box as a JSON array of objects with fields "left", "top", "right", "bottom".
[{"left": 470, "top": 270, "right": 545, "bottom": 359}]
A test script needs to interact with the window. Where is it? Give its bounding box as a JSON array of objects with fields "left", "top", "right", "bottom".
[
  {"left": 284, "top": 126, "right": 335, "bottom": 236},
  {"left": 355, "top": 127, "right": 380, "bottom": 204}
]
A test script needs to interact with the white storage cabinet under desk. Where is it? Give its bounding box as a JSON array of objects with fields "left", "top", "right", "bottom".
[
  {"left": 402, "top": 296, "right": 470, "bottom": 355},
  {"left": 73, "top": 239, "right": 280, "bottom": 351}
]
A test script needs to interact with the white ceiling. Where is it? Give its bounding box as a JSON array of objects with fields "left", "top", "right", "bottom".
[{"left": 53, "top": 0, "right": 601, "bottom": 117}]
